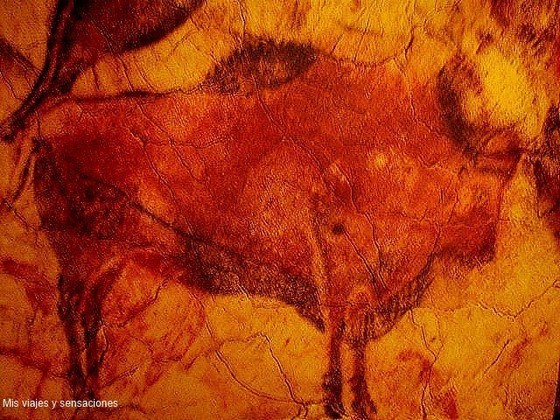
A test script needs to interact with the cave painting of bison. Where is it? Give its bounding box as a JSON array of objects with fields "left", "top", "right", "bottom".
[{"left": 1, "top": 0, "right": 560, "bottom": 418}]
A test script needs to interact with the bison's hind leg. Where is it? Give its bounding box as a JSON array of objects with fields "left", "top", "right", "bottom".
[
  {"left": 57, "top": 263, "right": 123, "bottom": 401},
  {"left": 58, "top": 274, "right": 95, "bottom": 400}
]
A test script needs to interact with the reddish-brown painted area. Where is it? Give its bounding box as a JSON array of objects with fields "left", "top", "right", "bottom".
[
  {"left": 0, "top": 0, "right": 204, "bottom": 142},
  {"left": 1, "top": 0, "right": 559, "bottom": 418},
  {"left": 26, "top": 47, "right": 519, "bottom": 417}
]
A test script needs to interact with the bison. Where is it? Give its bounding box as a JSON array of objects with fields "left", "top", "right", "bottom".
[{"left": 1, "top": 2, "right": 560, "bottom": 419}]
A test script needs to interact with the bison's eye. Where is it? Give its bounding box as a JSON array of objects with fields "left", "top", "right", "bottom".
[{"left": 331, "top": 223, "right": 345, "bottom": 235}]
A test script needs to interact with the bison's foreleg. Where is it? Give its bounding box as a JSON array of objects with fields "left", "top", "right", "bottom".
[
  {"left": 323, "top": 306, "right": 346, "bottom": 418},
  {"left": 323, "top": 297, "right": 378, "bottom": 419},
  {"left": 348, "top": 315, "right": 376, "bottom": 419},
  {"left": 345, "top": 290, "right": 378, "bottom": 420}
]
